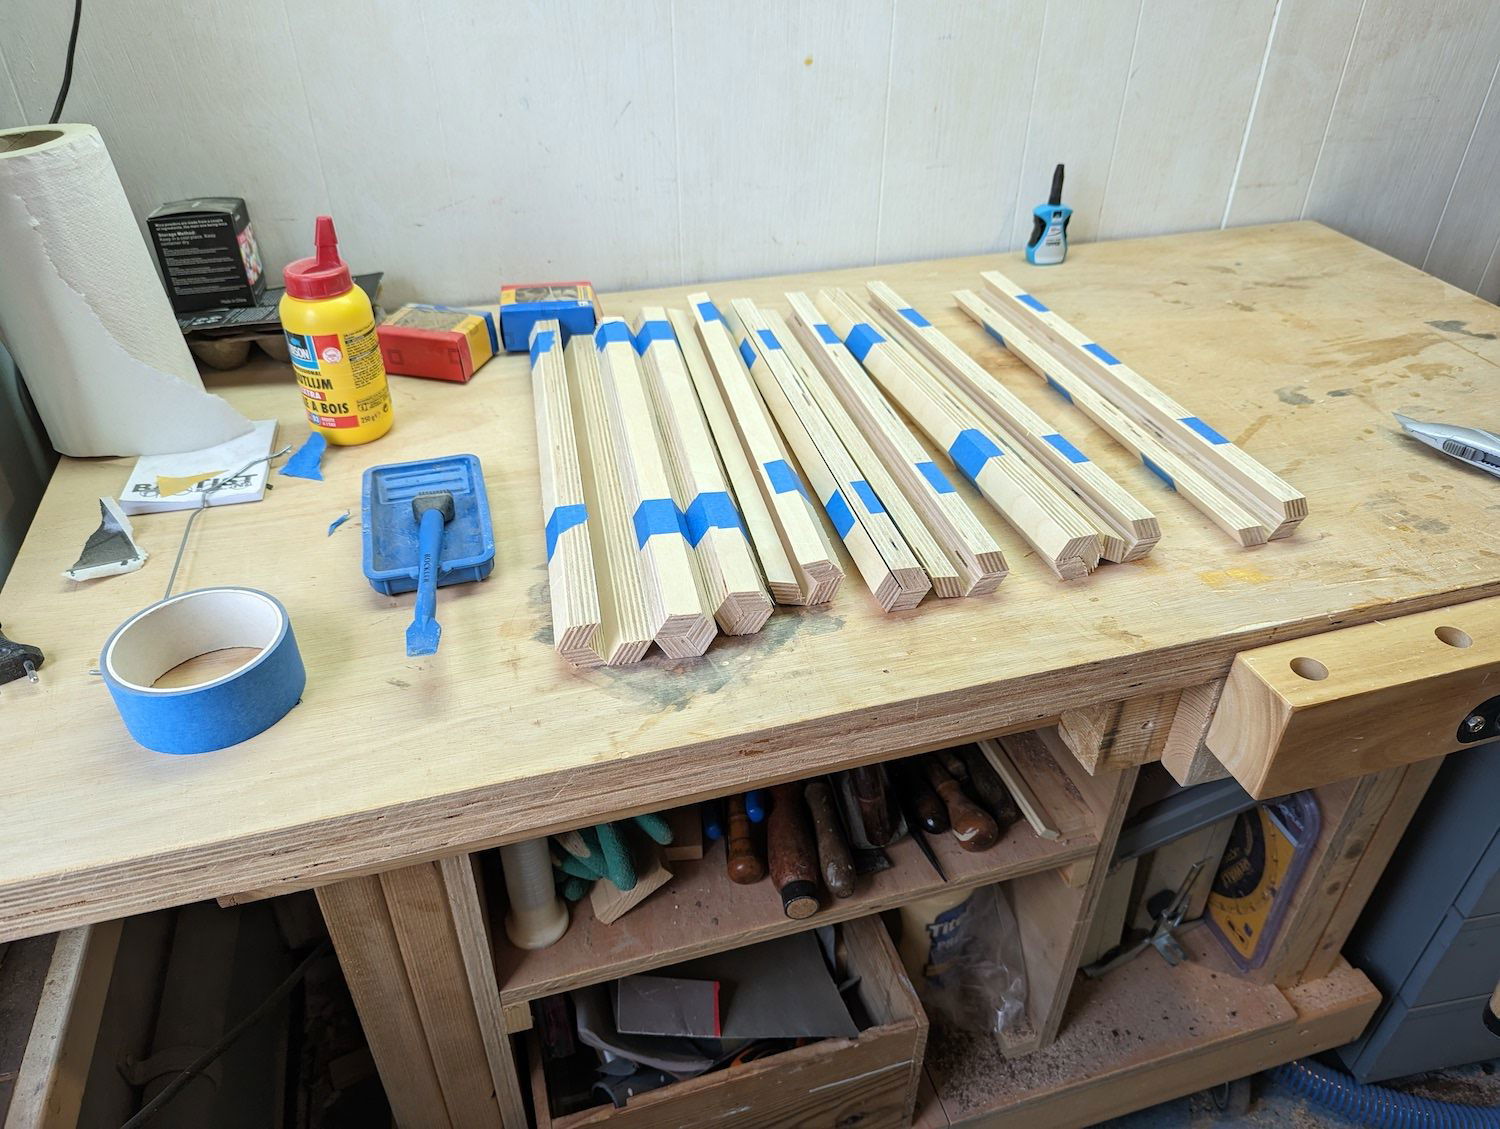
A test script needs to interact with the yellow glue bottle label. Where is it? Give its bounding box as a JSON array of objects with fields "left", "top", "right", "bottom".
[{"left": 285, "top": 320, "right": 393, "bottom": 441}]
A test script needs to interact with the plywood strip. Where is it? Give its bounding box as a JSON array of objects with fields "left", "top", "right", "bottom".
[
  {"left": 785, "top": 291, "right": 1007, "bottom": 596},
  {"left": 594, "top": 317, "right": 717, "bottom": 658},
  {"left": 564, "top": 337, "right": 657, "bottom": 665},
  {"left": 979, "top": 269, "right": 1306, "bottom": 539},
  {"left": 868, "top": 281, "right": 1158, "bottom": 563},
  {"left": 729, "top": 299, "right": 930, "bottom": 612},
  {"left": 818, "top": 287, "right": 1100, "bottom": 580},
  {"left": 955, "top": 289, "right": 1269, "bottom": 547},
  {"left": 528, "top": 321, "right": 602, "bottom": 668},
  {"left": 665, "top": 308, "right": 798, "bottom": 605},
  {"left": 635, "top": 308, "right": 773, "bottom": 636},
  {"left": 688, "top": 292, "right": 842, "bottom": 606}
]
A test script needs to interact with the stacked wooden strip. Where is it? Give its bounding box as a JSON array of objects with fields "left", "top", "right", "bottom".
[
  {"left": 688, "top": 292, "right": 842, "bottom": 606},
  {"left": 976, "top": 269, "right": 1306, "bottom": 543},
  {"left": 594, "top": 317, "right": 718, "bottom": 658},
  {"left": 563, "top": 335, "right": 656, "bottom": 664},
  {"left": 528, "top": 320, "right": 602, "bottom": 667},
  {"left": 728, "top": 299, "right": 931, "bottom": 612},
  {"left": 867, "top": 282, "right": 1159, "bottom": 564},
  {"left": 635, "top": 307, "right": 774, "bottom": 635},
  {"left": 784, "top": 291, "right": 1007, "bottom": 596},
  {"left": 817, "top": 287, "right": 1101, "bottom": 581},
  {"left": 955, "top": 290, "right": 1271, "bottom": 547}
]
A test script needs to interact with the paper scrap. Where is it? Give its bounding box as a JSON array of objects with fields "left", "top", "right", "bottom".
[
  {"left": 64, "top": 497, "right": 148, "bottom": 581},
  {"left": 280, "top": 431, "right": 328, "bottom": 481},
  {"left": 119, "top": 420, "right": 277, "bottom": 515}
]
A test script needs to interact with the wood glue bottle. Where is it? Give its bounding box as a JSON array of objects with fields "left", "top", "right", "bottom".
[{"left": 280, "top": 215, "right": 394, "bottom": 444}]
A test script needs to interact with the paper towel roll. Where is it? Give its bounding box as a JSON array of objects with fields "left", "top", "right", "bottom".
[{"left": 0, "top": 124, "right": 251, "bottom": 456}]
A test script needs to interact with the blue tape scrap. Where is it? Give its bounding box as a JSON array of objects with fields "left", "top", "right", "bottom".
[
  {"left": 1083, "top": 342, "right": 1120, "bottom": 365},
  {"left": 696, "top": 299, "right": 724, "bottom": 323},
  {"left": 815, "top": 323, "right": 840, "bottom": 345},
  {"left": 633, "top": 319, "right": 674, "bottom": 355},
  {"left": 916, "top": 460, "right": 957, "bottom": 495},
  {"left": 529, "top": 328, "right": 556, "bottom": 366},
  {"left": 1179, "top": 416, "right": 1230, "bottom": 445},
  {"left": 764, "top": 459, "right": 810, "bottom": 500},
  {"left": 683, "top": 491, "right": 744, "bottom": 546},
  {"left": 327, "top": 510, "right": 350, "bottom": 536},
  {"left": 948, "top": 428, "right": 1004, "bottom": 482},
  {"left": 280, "top": 432, "right": 327, "bottom": 481},
  {"left": 851, "top": 479, "right": 885, "bottom": 513},
  {"left": 1042, "top": 433, "right": 1090, "bottom": 464},
  {"left": 983, "top": 323, "right": 1006, "bottom": 347},
  {"left": 1141, "top": 456, "right": 1177, "bottom": 491},
  {"left": 898, "top": 307, "right": 931, "bottom": 328},
  {"left": 593, "top": 321, "right": 633, "bottom": 349},
  {"left": 545, "top": 503, "right": 588, "bottom": 561},
  {"left": 1044, "top": 374, "right": 1074, "bottom": 403},
  {"left": 632, "top": 498, "right": 687, "bottom": 548},
  {"left": 756, "top": 328, "right": 781, "bottom": 350},
  {"left": 844, "top": 323, "right": 886, "bottom": 364},
  {"left": 823, "top": 489, "right": 856, "bottom": 538},
  {"left": 738, "top": 338, "right": 756, "bottom": 368},
  {"left": 1017, "top": 293, "right": 1049, "bottom": 313}
]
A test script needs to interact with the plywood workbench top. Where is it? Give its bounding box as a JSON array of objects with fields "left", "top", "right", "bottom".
[{"left": 2, "top": 222, "right": 1496, "bottom": 940}]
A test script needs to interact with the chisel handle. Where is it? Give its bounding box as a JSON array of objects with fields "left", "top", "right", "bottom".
[
  {"left": 892, "top": 759, "right": 948, "bottom": 833},
  {"left": 768, "top": 783, "right": 820, "bottom": 918},
  {"left": 804, "top": 780, "right": 855, "bottom": 898},
  {"left": 959, "top": 744, "right": 1022, "bottom": 831},
  {"left": 923, "top": 756, "right": 999, "bottom": 851},
  {"left": 725, "top": 794, "right": 763, "bottom": 885},
  {"left": 851, "top": 765, "right": 894, "bottom": 846}
]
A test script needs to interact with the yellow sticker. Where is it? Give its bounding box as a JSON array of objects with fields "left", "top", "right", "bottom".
[{"left": 156, "top": 470, "right": 225, "bottom": 496}]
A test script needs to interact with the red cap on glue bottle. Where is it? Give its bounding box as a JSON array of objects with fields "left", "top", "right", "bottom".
[{"left": 283, "top": 215, "right": 353, "bottom": 300}]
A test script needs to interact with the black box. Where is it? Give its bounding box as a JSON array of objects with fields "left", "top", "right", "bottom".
[{"left": 147, "top": 197, "right": 266, "bottom": 312}]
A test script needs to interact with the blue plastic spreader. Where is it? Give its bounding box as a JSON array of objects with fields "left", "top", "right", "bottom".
[{"left": 361, "top": 455, "right": 495, "bottom": 656}]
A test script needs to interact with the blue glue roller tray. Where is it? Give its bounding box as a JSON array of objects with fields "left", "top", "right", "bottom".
[{"left": 362, "top": 454, "right": 495, "bottom": 595}]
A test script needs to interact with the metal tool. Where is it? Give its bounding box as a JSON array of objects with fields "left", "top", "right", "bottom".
[
  {"left": 0, "top": 623, "right": 43, "bottom": 693},
  {"left": 406, "top": 491, "right": 455, "bottom": 656},
  {"left": 1395, "top": 413, "right": 1500, "bottom": 479},
  {"left": 1083, "top": 860, "right": 1205, "bottom": 979},
  {"left": 1026, "top": 163, "right": 1072, "bottom": 266}
]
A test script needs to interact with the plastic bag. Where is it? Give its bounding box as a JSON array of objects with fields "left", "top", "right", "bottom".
[{"left": 899, "top": 884, "right": 1027, "bottom": 1036}]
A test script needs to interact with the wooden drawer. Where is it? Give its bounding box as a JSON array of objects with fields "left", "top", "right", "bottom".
[{"left": 530, "top": 915, "right": 927, "bottom": 1129}]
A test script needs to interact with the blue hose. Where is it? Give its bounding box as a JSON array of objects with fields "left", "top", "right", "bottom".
[{"left": 1271, "top": 1058, "right": 1500, "bottom": 1128}]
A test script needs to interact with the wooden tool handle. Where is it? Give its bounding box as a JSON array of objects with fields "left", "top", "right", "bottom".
[
  {"left": 803, "top": 781, "right": 855, "bottom": 898},
  {"left": 725, "top": 794, "right": 763, "bottom": 885},
  {"left": 768, "top": 783, "right": 820, "bottom": 918},
  {"left": 935, "top": 749, "right": 969, "bottom": 782},
  {"left": 850, "top": 765, "right": 894, "bottom": 846},
  {"left": 892, "top": 759, "right": 948, "bottom": 833},
  {"left": 923, "top": 756, "right": 999, "bottom": 851},
  {"left": 959, "top": 745, "right": 1021, "bottom": 831}
]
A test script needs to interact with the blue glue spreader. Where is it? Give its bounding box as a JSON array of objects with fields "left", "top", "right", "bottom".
[
  {"left": 362, "top": 455, "right": 495, "bottom": 596},
  {"left": 1026, "top": 163, "right": 1072, "bottom": 266}
]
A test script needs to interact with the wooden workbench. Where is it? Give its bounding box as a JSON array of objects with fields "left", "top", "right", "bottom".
[{"left": 2, "top": 222, "right": 1496, "bottom": 1126}]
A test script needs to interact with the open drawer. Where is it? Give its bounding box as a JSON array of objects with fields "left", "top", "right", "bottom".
[{"left": 528, "top": 914, "right": 928, "bottom": 1129}]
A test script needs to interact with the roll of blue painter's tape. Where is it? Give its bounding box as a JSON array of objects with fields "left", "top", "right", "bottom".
[{"left": 101, "top": 587, "right": 305, "bottom": 755}]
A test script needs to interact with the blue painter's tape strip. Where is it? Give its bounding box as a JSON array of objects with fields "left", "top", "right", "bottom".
[
  {"left": 1142, "top": 455, "right": 1177, "bottom": 491},
  {"left": 528, "top": 328, "right": 556, "bottom": 367},
  {"left": 916, "top": 460, "right": 956, "bottom": 495},
  {"left": 982, "top": 323, "right": 1005, "bottom": 347},
  {"left": 633, "top": 498, "right": 687, "bottom": 548},
  {"left": 1044, "top": 375, "right": 1074, "bottom": 403},
  {"left": 738, "top": 338, "right": 756, "bottom": 368},
  {"left": 633, "top": 319, "right": 674, "bottom": 354},
  {"left": 280, "top": 431, "right": 327, "bottom": 481},
  {"left": 1017, "top": 293, "right": 1049, "bottom": 312},
  {"left": 824, "top": 489, "right": 856, "bottom": 538},
  {"left": 593, "top": 321, "right": 633, "bottom": 349},
  {"left": 815, "top": 323, "right": 840, "bottom": 345},
  {"left": 327, "top": 510, "right": 350, "bottom": 536},
  {"left": 1180, "top": 416, "right": 1230, "bottom": 445},
  {"left": 756, "top": 328, "right": 781, "bottom": 350},
  {"left": 1083, "top": 342, "right": 1120, "bottom": 365},
  {"left": 683, "top": 491, "right": 744, "bottom": 546},
  {"left": 851, "top": 479, "right": 884, "bottom": 513},
  {"left": 101, "top": 587, "right": 306, "bottom": 755},
  {"left": 545, "top": 503, "right": 588, "bottom": 561},
  {"left": 844, "top": 323, "right": 886, "bottom": 363},
  {"left": 899, "top": 307, "right": 931, "bottom": 328},
  {"left": 1043, "top": 433, "right": 1090, "bottom": 464},
  {"left": 764, "top": 459, "right": 810, "bottom": 500},
  {"left": 948, "top": 428, "right": 1004, "bottom": 482},
  {"left": 696, "top": 299, "right": 724, "bottom": 323}
]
